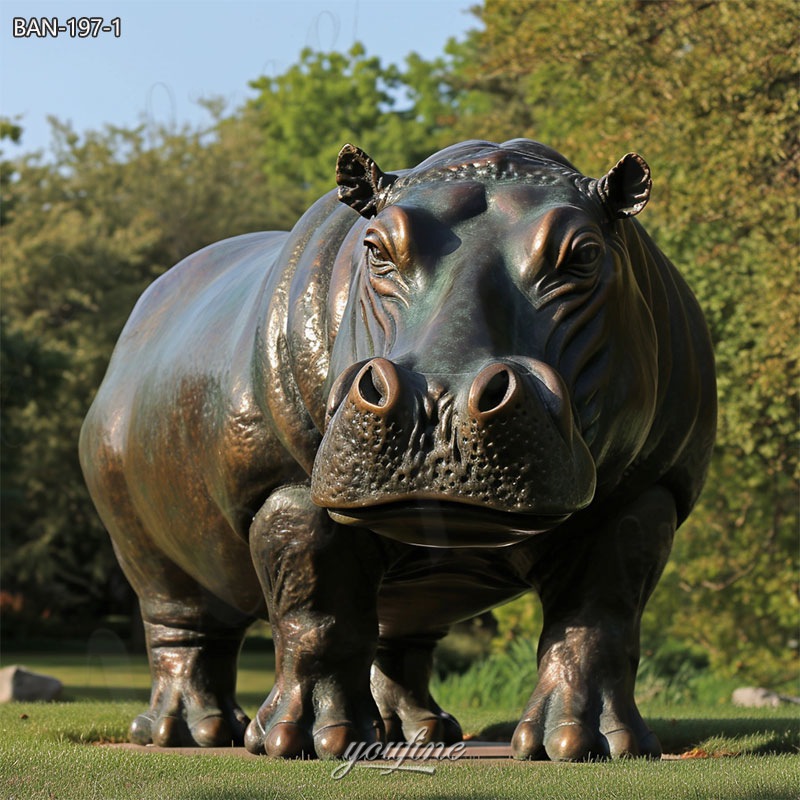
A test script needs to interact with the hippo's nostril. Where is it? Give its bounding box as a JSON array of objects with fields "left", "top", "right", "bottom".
[
  {"left": 469, "top": 363, "right": 518, "bottom": 419},
  {"left": 358, "top": 366, "right": 386, "bottom": 407},
  {"left": 478, "top": 370, "right": 511, "bottom": 414},
  {"left": 352, "top": 358, "right": 400, "bottom": 413}
]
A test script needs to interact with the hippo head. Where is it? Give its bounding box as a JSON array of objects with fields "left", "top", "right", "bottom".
[{"left": 310, "top": 139, "right": 659, "bottom": 547}]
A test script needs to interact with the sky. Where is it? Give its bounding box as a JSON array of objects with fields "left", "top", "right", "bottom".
[{"left": 1, "top": 0, "right": 478, "bottom": 156}]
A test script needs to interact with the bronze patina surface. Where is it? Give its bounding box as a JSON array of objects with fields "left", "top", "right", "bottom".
[{"left": 80, "top": 139, "right": 716, "bottom": 761}]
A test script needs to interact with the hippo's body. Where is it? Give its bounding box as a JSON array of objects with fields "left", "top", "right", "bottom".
[{"left": 80, "top": 140, "right": 716, "bottom": 761}]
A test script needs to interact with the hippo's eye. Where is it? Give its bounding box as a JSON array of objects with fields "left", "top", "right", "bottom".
[
  {"left": 565, "top": 234, "right": 604, "bottom": 270},
  {"left": 365, "top": 242, "right": 396, "bottom": 275},
  {"left": 363, "top": 233, "right": 409, "bottom": 303},
  {"left": 364, "top": 232, "right": 397, "bottom": 276}
]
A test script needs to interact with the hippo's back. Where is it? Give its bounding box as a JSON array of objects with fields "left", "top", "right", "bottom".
[{"left": 109, "top": 232, "right": 287, "bottom": 381}]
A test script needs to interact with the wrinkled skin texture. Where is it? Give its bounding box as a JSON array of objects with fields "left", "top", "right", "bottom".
[{"left": 80, "top": 139, "right": 716, "bottom": 761}]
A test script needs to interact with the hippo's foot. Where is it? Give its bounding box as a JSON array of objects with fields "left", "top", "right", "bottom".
[
  {"left": 244, "top": 670, "right": 383, "bottom": 759},
  {"left": 370, "top": 641, "right": 462, "bottom": 745},
  {"left": 130, "top": 625, "right": 249, "bottom": 747},
  {"left": 511, "top": 626, "right": 660, "bottom": 761}
]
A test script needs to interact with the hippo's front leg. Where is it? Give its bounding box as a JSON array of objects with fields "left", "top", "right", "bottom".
[
  {"left": 513, "top": 486, "right": 676, "bottom": 761},
  {"left": 244, "top": 485, "right": 387, "bottom": 759}
]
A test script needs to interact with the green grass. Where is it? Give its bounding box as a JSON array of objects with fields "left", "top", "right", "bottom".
[{"left": 1, "top": 645, "right": 798, "bottom": 799}]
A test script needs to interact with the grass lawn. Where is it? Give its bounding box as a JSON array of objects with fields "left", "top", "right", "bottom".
[{"left": 1, "top": 642, "right": 798, "bottom": 799}]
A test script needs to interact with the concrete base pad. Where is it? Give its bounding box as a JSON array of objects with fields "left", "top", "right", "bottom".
[
  {"left": 106, "top": 741, "right": 678, "bottom": 761},
  {"left": 108, "top": 741, "right": 514, "bottom": 759}
]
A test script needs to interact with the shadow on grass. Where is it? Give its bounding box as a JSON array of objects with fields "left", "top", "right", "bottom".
[
  {"left": 651, "top": 716, "right": 800, "bottom": 756},
  {"left": 63, "top": 687, "right": 150, "bottom": 703},
  {"left": 475, "top": 717, "right": 800, "bottom": 756}
]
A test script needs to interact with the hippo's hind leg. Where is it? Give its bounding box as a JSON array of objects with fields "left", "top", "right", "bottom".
[
  {"left": 513, "top": 485, "right": 676, "bottom": 761},
  {"left": 121, "top": 554, "right": 253, "bottom": 748},
  {"left": 244, "top": 484, "right": 388, "bottom": 759},
  {"left": 132, "top": 586, "right": 254, "bottom": 748},
  {"left": 82, "top": 441, "right": 254, "bottom": 747},
  {"left": 371, "top": 551, "right": 531, "bottom": 746},
  {"left": 370, "top": 637, "right": 463, "bottom": 745}
]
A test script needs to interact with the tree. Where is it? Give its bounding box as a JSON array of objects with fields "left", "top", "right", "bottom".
[
  {"left": 0, "top": 117, "right": 23, "bottom": 226},
  {"left": 247, "top": 43, "right": 465, "bottom": 209},
  {"left": 459, "top": 0, "right": 799, "bottom": 683}
]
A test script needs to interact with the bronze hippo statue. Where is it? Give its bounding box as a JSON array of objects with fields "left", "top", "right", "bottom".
[{"left": 80, "top": 139, "right": 716, "bottom": 761}]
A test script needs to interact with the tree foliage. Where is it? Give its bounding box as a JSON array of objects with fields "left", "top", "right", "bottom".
[
  {"left": 247, "top": 43, "right": 464, "bottom": 206},
  {"left": 462, "top": 0, "right": 799, "bottom": 682}
]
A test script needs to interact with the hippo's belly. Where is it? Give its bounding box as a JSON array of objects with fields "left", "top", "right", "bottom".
[{"left": 376, "top": 544, "right": 534, "bottom": 638}]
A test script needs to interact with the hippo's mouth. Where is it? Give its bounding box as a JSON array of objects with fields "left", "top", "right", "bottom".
[
  {"left": 313, "top": 358, "right": 597, "bottom": 547},
  {"left": 326, "top": 500, "right": 571, "bottom": 548}
]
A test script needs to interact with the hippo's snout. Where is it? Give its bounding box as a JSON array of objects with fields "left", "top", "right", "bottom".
[{"left": 311, "top": 357, "right": 596, "bottom": 546}]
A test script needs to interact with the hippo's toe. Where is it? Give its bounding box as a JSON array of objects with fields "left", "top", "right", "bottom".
[
  {"left": 543, "top": 722, "right": 608, "bottom": 762},
  {"left": 313, "top": 724, "right": 365, "bottom": 760},
  {"left": 245, "top": 719, "right": 314, "bottom": 759},
  {"left": 129, "top": 712, "right": 156, "bottom": 746},
  {"left": 192, "top": 713, "right": 246, "bottom": 748},
  {"left": 604, "top": 726, "right": 662, "bottom": 759}
]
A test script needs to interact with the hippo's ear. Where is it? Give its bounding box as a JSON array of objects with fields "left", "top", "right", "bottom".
[
  {"left": 595, "top": 153, "right": 652, "bottom": 218},
  {"left": 336, "top": 144, "right": 397, "bottom": 218}
]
